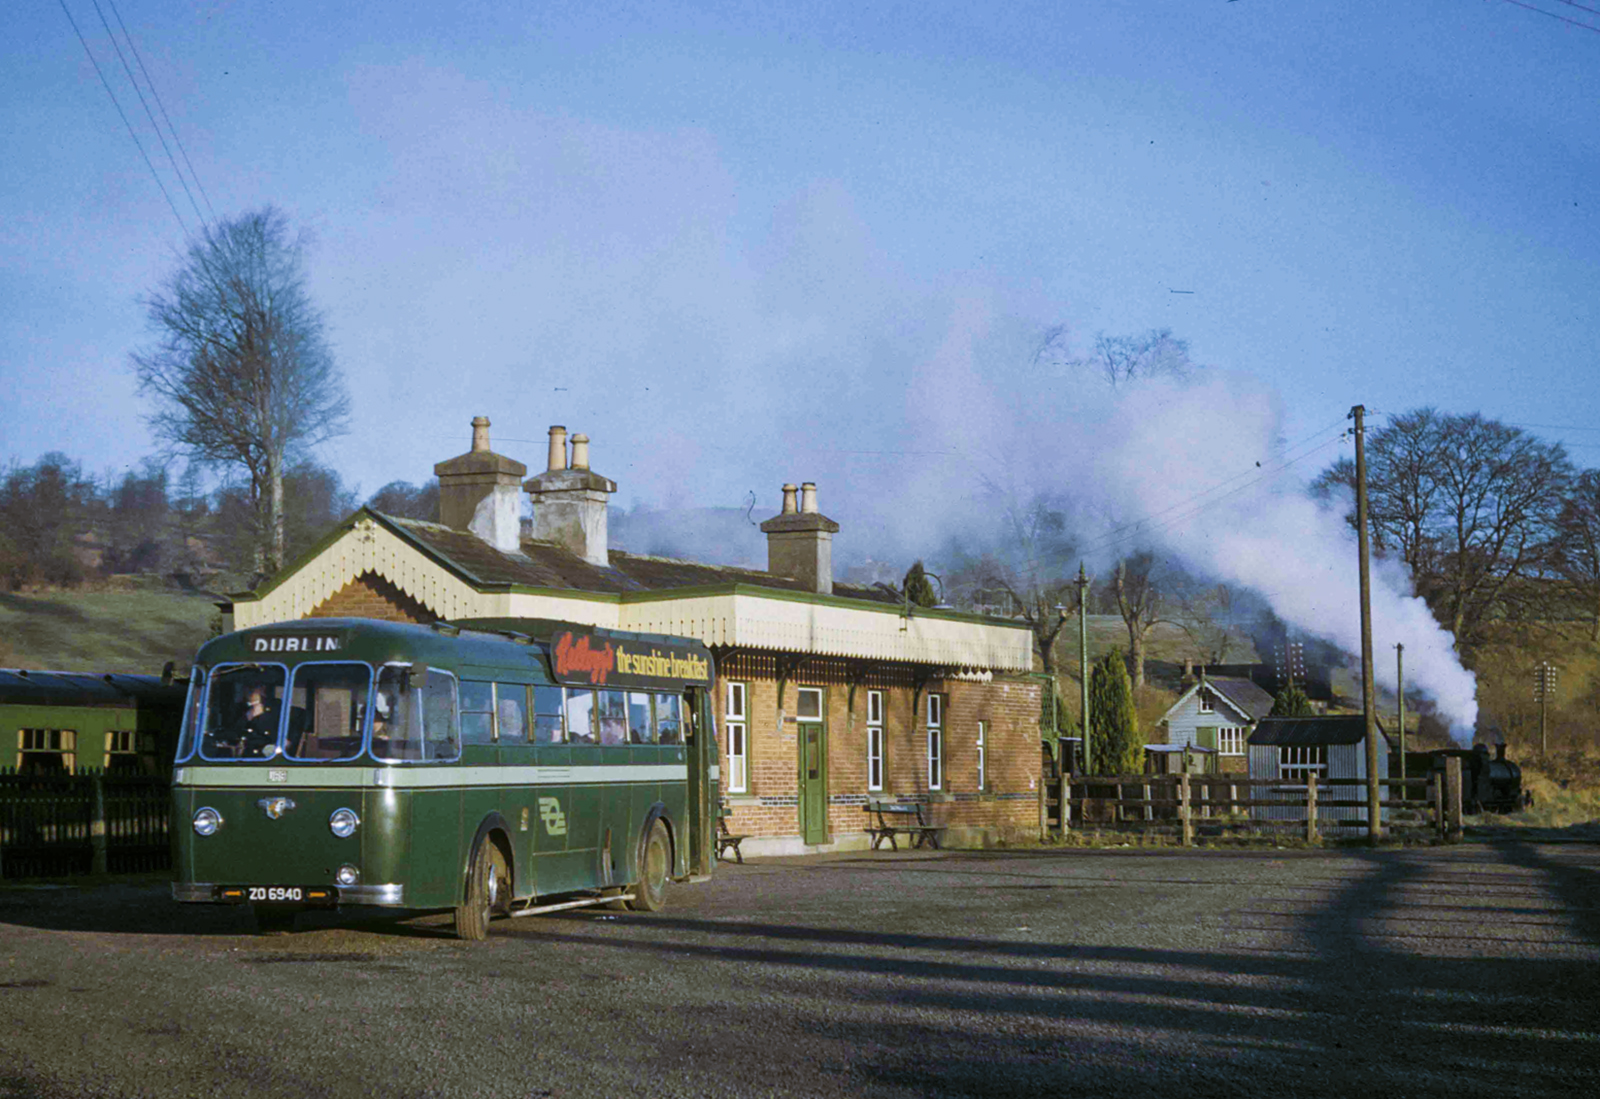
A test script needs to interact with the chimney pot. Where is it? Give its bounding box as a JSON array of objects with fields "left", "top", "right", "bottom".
[
  {"left": 470, "top": 416, "right": 491, "bottom": 453},
  {"left": 547, "top": 426, "right": 568, "bottom": 472},
  {"left": 781, "top": 484, "right": 798, "bottom": 515},
  {"left": 800, "top": 482, "right": 818, "bottom": 514},
  {"left": 571, "top": 434, "right": 590, "bottom": 471}
]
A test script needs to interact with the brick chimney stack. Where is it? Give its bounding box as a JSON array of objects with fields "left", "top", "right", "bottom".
[
  {"left": 434, "top": 416, "right": 526, "bottom": 554},
  {"left": 760, "top": 481, "right": 839, "bottom": 594},
  {"left": 524, "top": 425, "right": 617, "bottom": 567}
]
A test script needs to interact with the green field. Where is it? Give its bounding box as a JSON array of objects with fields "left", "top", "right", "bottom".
[{"left": 0, "top": 586, "right": 218, "bottom": 673}]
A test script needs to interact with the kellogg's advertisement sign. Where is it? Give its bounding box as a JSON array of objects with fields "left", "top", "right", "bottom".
[{"left": 550, "top": 629, "right": 712, "bottom": 689}]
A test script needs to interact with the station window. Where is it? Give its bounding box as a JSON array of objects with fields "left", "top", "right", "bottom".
[
  {"left": 1217, "top": 726, "right": 1246, "bottom": 755},
  {"left": 866, "top": 689, "right": 884, "bottom": 793},
  {"left": 725, "top": 682, "right": 748, "bottom": 793},
  {"left": 976, "top": 720, "right": 986, "bottom": 792},
  {"left": 796, "top": 687, "right": 822, "bottom": 721},
  {"left": 105, "top": 729, "right": 159, "bottom": 775},
  {"left": 18, "top": 729, "right": 76, "bottom": 774},
  {"left": 1199, "top": 691, "right": 1215, "bottom": 714},
  {"left": 460, "top": 681, "right": 496, "bottom": 745},
  {"left": 926, "top": 693, "right": 944, "bottom": 792}
]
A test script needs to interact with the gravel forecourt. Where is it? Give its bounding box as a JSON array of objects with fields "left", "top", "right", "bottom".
[{"left": 2, "top": 842, "right": 1597, "bottom": 1098}]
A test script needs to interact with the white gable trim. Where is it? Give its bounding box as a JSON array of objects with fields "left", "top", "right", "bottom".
[{"left": 1160, "top": 680, "right": 1255, "bottom": 728}]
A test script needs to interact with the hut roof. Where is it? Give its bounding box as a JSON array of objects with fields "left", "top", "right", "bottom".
[{"left": 1250, "top": 715, "right": 1393, "bottom": 747}]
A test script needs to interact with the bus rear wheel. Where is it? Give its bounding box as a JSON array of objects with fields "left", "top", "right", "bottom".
[
  {"left": 629, "top": 820, "right": 671, "bottom": 913},
  {"left": 454, "top": 836, "right": 506, "bottom": 941}
]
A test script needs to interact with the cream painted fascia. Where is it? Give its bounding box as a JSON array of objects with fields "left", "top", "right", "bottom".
[
  {"left": 618, "top": 590, "right": 1033, "bottom": 671},
  {"left": 233, "top": 517, "right": 513, "bottom": 628}
]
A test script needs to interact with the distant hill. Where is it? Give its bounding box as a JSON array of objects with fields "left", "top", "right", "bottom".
[{"left": 0, "top": 583, "right": 218, "bottom": 673}]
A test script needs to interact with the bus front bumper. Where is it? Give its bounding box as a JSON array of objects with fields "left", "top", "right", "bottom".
[{"left": 172, "top": 882, "right": 406, "bottom": 907}]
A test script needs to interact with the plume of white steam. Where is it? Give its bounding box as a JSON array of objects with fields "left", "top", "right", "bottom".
[{"left": 909, "top": 328, "right": 1478, "bottom": 740}]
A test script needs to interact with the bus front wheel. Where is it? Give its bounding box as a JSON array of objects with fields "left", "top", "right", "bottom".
[
  {"left": 629, "top": 820, "right": 671, "bottom": 913},
  {"left": 454, "top": 836, "right": 506, "bottom": 941}
]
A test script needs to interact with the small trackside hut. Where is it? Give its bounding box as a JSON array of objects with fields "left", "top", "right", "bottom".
[{"left": 170, "top": 617, "right": 717, "bottom": 939}]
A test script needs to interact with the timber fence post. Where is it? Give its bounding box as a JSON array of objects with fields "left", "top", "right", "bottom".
[
  {"left": 1179, "top": 773, "right": 1193, "bottom": 847},
  {"left": 1444, "top": 757, "right": 1463, "bottom": 842},
  {"left": 90, "top": 771, "right": 107, "bottom": 876},
  {"left": 1306, "top": 773, "right": 1319, "bottom": 843}
]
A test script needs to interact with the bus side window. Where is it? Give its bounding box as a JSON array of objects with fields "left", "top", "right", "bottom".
[
  {"left": 423, "top": 671, "right": 460, "bottom": 761},
  {"left": 496, "top": 683, "right": 529, "bottom": 742},
  {"left": 656, "top": 693, "right": 682, "bottom": 745},
  {"left": 597, "top": 690, "right": 627, "bottom": 745},
  {"left": 532, "top": 686, "right": 564, "bottom": 743},
  {"left": 460, "top": 681, "right": 495, "bottom": 745},
  {"left": 627, "top": 691, "right": 655, "bottom": 744},
  {"left": 565, "top": 689, "right": 595, "bottom": 744}
]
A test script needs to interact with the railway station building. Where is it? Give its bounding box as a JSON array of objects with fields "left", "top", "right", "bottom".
[{"left": 223, "top": 420, "right": 1042, "bottom": 854}]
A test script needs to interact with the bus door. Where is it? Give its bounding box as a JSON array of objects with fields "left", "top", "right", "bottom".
[
  {"left": 486, "top": 679, "right": 538, "bottom": 901},
  {"left": 376, "top": 664, "right": 463, "bottom": 908},
  {"left": 684, "top": 686, "right": 715, "bottom": 876},
  {"left": 529, "top": 684, "right": 577, "bottom": 895}
]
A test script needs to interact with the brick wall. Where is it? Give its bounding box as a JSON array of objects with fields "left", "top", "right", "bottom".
[
  {"left": 716, "top": 652, "right": 1041, "bottom": 844},
  {"left": 306, "top": 572, "right": 434, "bottom": 623}
]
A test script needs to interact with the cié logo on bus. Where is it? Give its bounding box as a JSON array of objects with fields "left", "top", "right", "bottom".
[{"left": 250, "top": 634, "right": 342, "bottom": 654}]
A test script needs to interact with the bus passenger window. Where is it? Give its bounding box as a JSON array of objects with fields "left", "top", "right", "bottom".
[
  {"left": 423, "top": 672, "right": 460, "bottom": 761},
  {"left": 371, "top": 667, "right": 415, "bottom": 760},
  {"left": 533, "top": 686, "right": 564, "bottom": 743},
  {"left": 597, "top": 690, "right": 627, "bottom": 745},
  {"left": 627, "top": 692, "right": 655, "bottom": 743},
  {"left": 656, "top": 694, "right": 682, "bottom": 745},
  {"left": 460, "top": 681, "right": 495, "bottom": 745},
  {"left": 565, "top": 689, "right": 595, "bottom": 744},
  {"left": 497, "top": 684, "right": 529, "bottom": 742}
]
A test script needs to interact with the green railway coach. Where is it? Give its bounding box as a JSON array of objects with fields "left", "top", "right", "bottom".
[{"left": 170, "top": 617, "right": 719, "bottom": 939}]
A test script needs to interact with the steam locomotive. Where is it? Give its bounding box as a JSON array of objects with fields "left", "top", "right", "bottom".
[{"left": 1419, "top": 744, "right": 1533, "bottom": 815}]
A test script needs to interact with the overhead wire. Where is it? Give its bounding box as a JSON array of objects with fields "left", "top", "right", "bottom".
[
  {"left": 103, "top": 0, "right": 216, "bottom": 224},
  {"left": 1491, "top": 0, "right": 1600, "bottom": 34},
  {"left": 56, "top": 0, "right": 190, "bottom": 237},
  {"left": 88, "top": 0, "right": 208, "bottom": 229}
]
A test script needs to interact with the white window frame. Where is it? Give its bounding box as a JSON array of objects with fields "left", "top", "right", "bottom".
[
  {"left": 796, "top": 687, "right": 823, "bottom": 721},
  {"left": 975, "top": 720, "right": 986, "bottom": 792},
  {"left": 1277, "top": 745, "right": 1327, "bottom": 783},
  {"left": 866, "top": 689, "right": 884, "bottom": 792},
  {"left": 926, "top": 693, "right": 944, "bottom": 791},
  {"left": 724, "top": 681, "right": 748, "bottom": 794},
  {"left": 1217, "top": 726, "right": 1246, "bottom": 756},
  {"left": 1198, "top": 690, "right": 1215, "bottom": 714}
]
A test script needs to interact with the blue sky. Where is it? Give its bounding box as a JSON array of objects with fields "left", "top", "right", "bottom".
[{"left": 4, "top": 1, "right": 1599, "bottom": 563}]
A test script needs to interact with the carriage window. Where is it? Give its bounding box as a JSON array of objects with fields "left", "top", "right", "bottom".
[
  {"left": 656, "top": 694, "right": 682, "bottom": 745},
  {"left": 627, "top": 692, "right": 655, "bottom": 743},
  {"left": 597, "top": 690, "right": 628, "bottom": 745},
  {"left": 460, "top": 681, "right": 495, "bottom": 745},
  {"left": 496, "top": 684, "right": 529, "bottom": 742},
  {"left": 565, "top": 689, "right": 596, "bottom": 744},
  {"left": 200, "top": 665, "right": 287, "bottom": 761},
  {"left": 372, "top": 666, "right": 460, "bottom": 762},
  {"left": 106, "top": 729, "right": 159, "bottom": 775},
  {"left": 284, "top": 663, "right": 372, "bottom": 762},
  {"left": 17, "top": 729, "right": 76, "bottom": 774},
  {"left": 533, "top": 686, "right": 565, "bottom": 743}
]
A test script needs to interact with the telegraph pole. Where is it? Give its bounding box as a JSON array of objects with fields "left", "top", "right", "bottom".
[
  {"left": 1396, "top": 643, "right": 1406, "bottom": 788},
  {"left": 1078, "top": 562, "right": 1091, "bottom": 775},
  {"left": 1535, "top": 662, "right": 1558, "bottom": 757},
  {"left": 1352, "top": 405, "right": 1381, "bottom": 838}
]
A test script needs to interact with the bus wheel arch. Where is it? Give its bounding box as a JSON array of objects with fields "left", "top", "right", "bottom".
[{"left": 629, "top": 806, "right": 673, "bottom": 913}]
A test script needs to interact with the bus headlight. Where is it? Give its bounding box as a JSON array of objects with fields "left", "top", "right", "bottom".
[
  {"left": 336, "top": 864, "right": 361, "bottom": 886},
  {"left": 329, "top": 808, "right": 360, "bottom": 838},
  {"left": 193, "top": 807, "right": 223, "bottom": 836}
]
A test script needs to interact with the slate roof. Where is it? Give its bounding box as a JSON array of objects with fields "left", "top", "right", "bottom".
[
  {"left": 1205, "top": 676, "right": 1276, "bottom": 722},
  {"left": 377, "top": 512, "right": 902, "bottom": 605},
  {"left": 1250, "top": 715, "right": 1392, "bottom": 747}
]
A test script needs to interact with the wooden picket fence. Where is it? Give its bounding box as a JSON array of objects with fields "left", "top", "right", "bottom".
[
  {"left": 0, "top": 768, "right": 170, "bottom": 878},
  {"left": 1044, "top": 763, "right": 1464, "bottom": 844}
]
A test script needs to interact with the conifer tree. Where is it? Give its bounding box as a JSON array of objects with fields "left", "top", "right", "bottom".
[{"left": 1090, "top": 651, "right": 1142, "bottom": 774}]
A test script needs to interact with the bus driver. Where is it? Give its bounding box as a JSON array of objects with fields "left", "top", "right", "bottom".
[{"left": 222, "top": 685, "right": 280, "bottom": 757}]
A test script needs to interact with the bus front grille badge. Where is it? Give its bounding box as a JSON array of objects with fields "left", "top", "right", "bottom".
[{"left": 258, "top": 797, "right": 296, "bottom": 820}]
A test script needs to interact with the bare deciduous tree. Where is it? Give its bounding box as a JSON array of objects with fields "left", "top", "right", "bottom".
[
  {"left": 134, "top": 207, "right": 350, "bottom": 580},
  {"left": 1554, "top": 469, "right": 1600, "bottom": 642},
  {"left": 1034, "top": 326, "right": 1197, "bottom": 390},
  {"left": 1111, "top": 551, "right": 1174, "bottom": 690}
]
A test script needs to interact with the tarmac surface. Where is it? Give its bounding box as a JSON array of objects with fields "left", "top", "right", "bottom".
[{"left": 1, "top": 842, "right": 1598, "bottom": 1098}]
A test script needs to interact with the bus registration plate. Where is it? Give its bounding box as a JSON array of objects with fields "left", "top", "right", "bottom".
[{"left": 248, "top": 886, "right": 304, "bottom": 903}]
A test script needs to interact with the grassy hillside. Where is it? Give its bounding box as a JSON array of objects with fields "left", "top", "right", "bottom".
[{"left": 0, "top": 583, "right": 218, "bottom": 673}]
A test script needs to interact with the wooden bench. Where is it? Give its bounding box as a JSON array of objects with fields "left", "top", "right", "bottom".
[
  {"left": 863, "top": 800, "right": 941, "bottom": 851},
  {"left": 717, "top": 801, "right": 749, "bottom": 864}
]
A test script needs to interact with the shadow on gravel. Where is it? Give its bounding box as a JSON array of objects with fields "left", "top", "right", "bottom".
[{"left": 552, "top": 845, "right": 1600, "bottom": 1097}]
